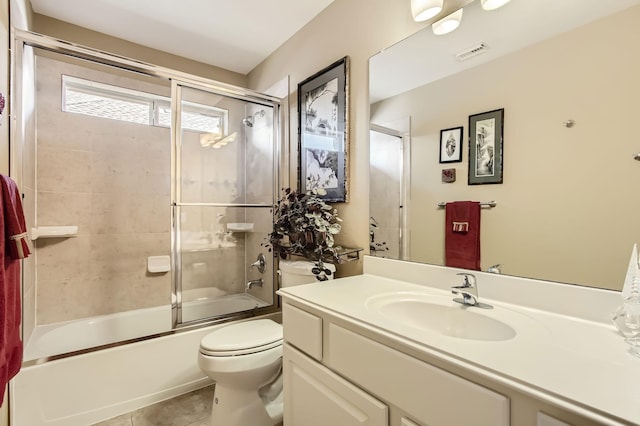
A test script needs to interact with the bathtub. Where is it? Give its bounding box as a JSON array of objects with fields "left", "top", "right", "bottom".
[
  {"left": 24, "top": 292, "right": 270, "bottom": 361},
  {"left": 12, "top": 293, "right": 276, "bottom": 426}
]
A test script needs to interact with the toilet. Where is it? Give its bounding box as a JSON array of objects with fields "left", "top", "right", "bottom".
[{"left": 198, "top": 259, "right": 335, "bottom": 426}]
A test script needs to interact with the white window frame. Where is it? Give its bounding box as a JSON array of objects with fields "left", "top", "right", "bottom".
[{"left": 62, "top": 75, "right": 228, "bottom": 134}]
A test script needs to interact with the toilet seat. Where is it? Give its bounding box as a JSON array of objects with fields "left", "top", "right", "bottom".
[{"left": 200, "top": 319, "right": 283, "bottom": 357}]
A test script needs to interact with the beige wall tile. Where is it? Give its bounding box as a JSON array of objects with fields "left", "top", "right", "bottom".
[
  {"left": 90, "top": 194, "right": 136, "bottom": 235},
  {"left": 131, "top": 195, "right": 170, "bottom": 234},
  {"left": 131, "top": 272, "right": 171, "bottom": 309},
  {"left": 36, "top": 235, "right": 91, "bottom": 282},
  {"left": 36, "top": 113, "right": 93, "bottom": 151},
  {"left": 32, "top": 52, "right": 276, "bottom": 325},
  {"left": 37, "top": 277, "right": 93, "bottom": 323},
  {"left": 90, "top": 148, "right": 142, "bottom": 195},
  {"left": 37, "top": 145, "right": 91, "bottom": 193},
  {"left": 89, "top": 233, "right": 169, "bottom": 279},
  {"left": 37, "top": 191, "right": 91, "bottom": 232},
  {"left": 86, "top": 274, "right": 132, "bottom": 316}
]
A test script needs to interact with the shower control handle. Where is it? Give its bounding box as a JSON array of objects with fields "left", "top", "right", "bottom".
[{"left": 250, "top": 253, "right": 266, "bottom": 274}]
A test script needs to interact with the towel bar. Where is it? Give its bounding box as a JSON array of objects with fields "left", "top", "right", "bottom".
[{"left": 437, "top": 201, "right": 496, "bottom": 209}]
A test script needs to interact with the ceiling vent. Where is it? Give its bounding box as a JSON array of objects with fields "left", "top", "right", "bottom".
[{"left": 456, "top": 43, "right": 489, "bottom": 61}]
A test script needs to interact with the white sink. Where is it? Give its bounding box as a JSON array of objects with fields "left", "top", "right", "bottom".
[{"left": 366, "top": 292, "right": 517, "bottom": 341}]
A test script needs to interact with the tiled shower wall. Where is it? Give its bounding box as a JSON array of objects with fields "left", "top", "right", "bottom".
[
  {"left": 34, "top": 55, "right": 172, "bottom": 324},
  {"left": 178, "top": 98, "right": 274, "bottom": 304},
  {"left": 31, "top": 54, "right": 274, "bottom": 326}
]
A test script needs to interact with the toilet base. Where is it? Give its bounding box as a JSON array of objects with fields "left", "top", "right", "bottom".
[{"left": 210, "top": 383, "right": 282, "bottom": 426}]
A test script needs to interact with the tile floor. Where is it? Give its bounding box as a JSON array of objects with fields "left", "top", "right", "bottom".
[{"left": 93, "top": 386, "right": 214, "bottom": 426}]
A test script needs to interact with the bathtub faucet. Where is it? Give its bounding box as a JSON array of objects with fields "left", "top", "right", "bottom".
[{"left": 246, "top": 278, "right": 263, "bottom": 291}]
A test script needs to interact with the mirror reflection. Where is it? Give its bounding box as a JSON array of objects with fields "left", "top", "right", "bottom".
[{"left": 369, "top": 0, "right": 640, "bottom": 290}]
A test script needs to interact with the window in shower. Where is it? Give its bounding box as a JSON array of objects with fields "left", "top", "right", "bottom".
[
  {"left": 62, "top": 75, "right": 228, "bottom": 134},
  {"left": 174, "top": 83, "right": 277, "bottom": 326}
]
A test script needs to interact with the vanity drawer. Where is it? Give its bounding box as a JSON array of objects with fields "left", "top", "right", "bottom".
[
  {"left": 282, "top": 302, "right": 323, "bottom": 360},
  {"left": 328, "top": 324, "right": 509, "bottom": 426}
]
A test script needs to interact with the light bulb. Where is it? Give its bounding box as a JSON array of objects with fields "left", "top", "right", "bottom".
[
  {"left": 480, "top": 0, "right": 512, "bottom": 11},
  {"left": 411, "top": 0, "right": 443, "bottom": 22},
  {"left": 432, "top": 8, "right": 463, "bottom": 35}
]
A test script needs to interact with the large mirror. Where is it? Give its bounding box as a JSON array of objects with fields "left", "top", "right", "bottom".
[{"left": 369, "top": 0, "right": 640, "bottom": 291}]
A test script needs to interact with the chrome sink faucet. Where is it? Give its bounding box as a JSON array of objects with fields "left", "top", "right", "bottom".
[{"left": 451, "top": 273, "right": 493, "bottom": 309}]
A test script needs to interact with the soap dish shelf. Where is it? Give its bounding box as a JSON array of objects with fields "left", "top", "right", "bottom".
[{"left": 31, "top": 226, "right": 79, "bottom": 240}]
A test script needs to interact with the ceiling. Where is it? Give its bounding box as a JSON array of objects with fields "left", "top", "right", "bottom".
[
  {"left": 370, "top": 0, "right": 640, "bottom": 103},
  {"left": 29, "top": 0, "right": 334, "bottom": 75}
]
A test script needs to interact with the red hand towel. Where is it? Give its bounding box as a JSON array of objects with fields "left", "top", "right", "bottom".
[
  {"left": 0, "top": 175, "right": 31, "bottom": 404},
  {"left": 445, "top": 201, "right": 481, "bottom": 270}
]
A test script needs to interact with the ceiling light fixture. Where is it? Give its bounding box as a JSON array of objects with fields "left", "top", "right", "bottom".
[
  {"left": 480, "top": 0, "right": 512, "bottom": 11},
  {"left": 432, "top": 8, "right": 463, "bottom": 35},
  {"left": 411, "top": 0, "right": 443, "bottom": 22}
]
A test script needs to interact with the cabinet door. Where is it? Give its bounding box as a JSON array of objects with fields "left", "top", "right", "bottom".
[{"left": 283, "top": 343, "right": 388, "bottom": 426}]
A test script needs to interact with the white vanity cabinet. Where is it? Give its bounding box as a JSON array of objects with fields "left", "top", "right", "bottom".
[
  {"left": 282, "top": 301, "right": 509, "bottom": 426},
  {"left": 283, "top": 343, "right": 388, "bottom": 425},
  {"left": 279, "top": 257, "right": 637, "bottom": 426}
]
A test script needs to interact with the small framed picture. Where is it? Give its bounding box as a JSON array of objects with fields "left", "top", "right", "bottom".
[
  {"left": 468, "top": 108, "right": 504, "bottom": 185},
  {"left": 439, "top": 126, "right": 463, "bottom": 163}
]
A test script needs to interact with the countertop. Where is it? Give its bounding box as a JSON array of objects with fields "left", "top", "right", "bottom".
[{"left": 278, "top": 257, "right": 640, "bottom": 426}]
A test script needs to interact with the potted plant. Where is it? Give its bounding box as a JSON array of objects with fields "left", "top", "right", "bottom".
[{"left": 265, "top": 187, "right": 342, "bottom": 280}]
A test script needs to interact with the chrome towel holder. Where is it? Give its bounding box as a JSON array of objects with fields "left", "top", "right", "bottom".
[{"left": 437, "top": 201, "right": 497, "bottom": 209}]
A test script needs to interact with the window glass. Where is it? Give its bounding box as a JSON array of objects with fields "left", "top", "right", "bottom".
[
  {"left": 62, "top": 76, "right": 226, "bottom": 133},
  {"left": 64, "top": 87, "right": 151, "bottom": 124}
]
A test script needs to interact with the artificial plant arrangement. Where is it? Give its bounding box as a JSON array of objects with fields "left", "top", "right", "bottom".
[{"left": 265, "top": 187, "right": 342, "bottom": 281}]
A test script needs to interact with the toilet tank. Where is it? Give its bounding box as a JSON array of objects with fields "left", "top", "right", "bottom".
[{"left": 278, "top": 259, "right": 336, "bottom": 287}]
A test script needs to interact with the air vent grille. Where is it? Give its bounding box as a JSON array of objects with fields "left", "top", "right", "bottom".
[{"left": 456, "top": 43, "right": 489, "bottom": 61}]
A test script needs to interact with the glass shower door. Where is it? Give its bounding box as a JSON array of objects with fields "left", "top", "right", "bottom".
[{"left": 173, "top": 82, "right": 278, "bottom": 325}]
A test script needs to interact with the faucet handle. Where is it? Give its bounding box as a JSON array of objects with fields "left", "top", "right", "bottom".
[
  {"left": 455, "top": 272, "right": 476, "bottom": 287},
  {"left": 250, "top": 253, "right": 266, "bottom": 274}
]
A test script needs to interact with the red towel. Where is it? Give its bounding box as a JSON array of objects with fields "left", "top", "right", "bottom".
[
  {"left": 445, "top": 201, "right": 481, "bottom": 270},
  {"left": 0, "top": 175, "right": 31, "bottom": 404}
]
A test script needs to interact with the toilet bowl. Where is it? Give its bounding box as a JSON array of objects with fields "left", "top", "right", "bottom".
[
  {"left": 198, "top": 260, "right": 335, "bottom": 426},
  {"left": 198, "top": 319, "right": 284, "bottom": 426}
]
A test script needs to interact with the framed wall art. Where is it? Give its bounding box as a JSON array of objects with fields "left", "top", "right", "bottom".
[
  {"left": 439, "top": 126, "right": 463, "bottom": 163},
  {"left": 468, "top": 108, "right": 504, "bottom": 185},
  {"left": 298, "top": 56, "right": 349, "bottom": 202}
]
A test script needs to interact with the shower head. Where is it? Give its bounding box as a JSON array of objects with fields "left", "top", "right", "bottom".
[{"left": 243, "top": 109, "right": 266, "bottom": 127}]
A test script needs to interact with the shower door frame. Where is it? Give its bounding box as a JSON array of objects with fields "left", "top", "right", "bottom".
[
  {"left": 170, "top": 79, "right": 282, "bottom": 328},
  {"left": 11, "top": 30, "right": 283, "bottom": 337}
]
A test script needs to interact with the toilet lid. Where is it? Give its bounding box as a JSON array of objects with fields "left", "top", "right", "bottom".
[{"left": 200, "top": 319, "right": 283, "bottom": 356}]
